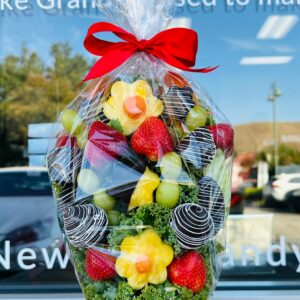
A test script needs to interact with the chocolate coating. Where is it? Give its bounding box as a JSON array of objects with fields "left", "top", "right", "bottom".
[
  {"left": 171, "top": 203, "right": 214, "bottom": 249},
  {"left": 98, "top": 109, "right": 109, "bottom": 124},
  {"left": 176, "top": 127, "right": 216, "bottom": 169},
  {"left": 47, "top": 146, "right": 82, "bottom": 211},
  {"left": 162, "top": 86, "right": 195, "bottom": 119},
  {"left": 63, "top": 204, "right": 108, "bottom": 248},
  {"left": 47, "top": 147, "right": 81, "bottom": 185},
  {"left": 198, "top": 176, "right": 225, "bottom": 234},
  {"left": 56, "top": 183, "right": 74, "bottom": 212}
]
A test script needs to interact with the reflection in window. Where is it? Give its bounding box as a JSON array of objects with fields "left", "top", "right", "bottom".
[{"left": 0, "top": 171, "right": 52, "bottom": 196}]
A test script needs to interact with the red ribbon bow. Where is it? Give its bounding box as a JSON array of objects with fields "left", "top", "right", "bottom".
[{"left": 83, "top": 22, "right": 217, "bottom": 81}]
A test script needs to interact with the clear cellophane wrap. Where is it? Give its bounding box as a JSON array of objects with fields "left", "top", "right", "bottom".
[{"left": 46, "top": 1, "right": 233, "bottom": 299}]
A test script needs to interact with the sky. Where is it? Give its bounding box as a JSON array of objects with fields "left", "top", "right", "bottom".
[{"left": 0, "top": 0, "right": 299, "bottom": 126}]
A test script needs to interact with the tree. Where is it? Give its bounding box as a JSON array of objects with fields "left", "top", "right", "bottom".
[
  {"left": 0, "top": 47, "right": 44, "bottom": 101},
  {"left": 258, "top": 144, "right": 300, "bottom": 175},
  {"left": 0, "top": 43, "right": 91, "bottom": 166},
  {"left": 48, "top": 43, "right": 89, "bottom": 89}
]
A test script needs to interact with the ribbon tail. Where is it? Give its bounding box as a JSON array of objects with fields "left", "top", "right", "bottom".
[
  {"left": 162, "top": 57, "right": 219, "bottom": 74},
  {"left": 187, "top": 65, "right": 219, "bottom": 73},
  {"left": 149, "top": 48, "right": 218, "bottom": 75},
  {"left": 83, "top": 48, "right": 135, "bottom": 81}
]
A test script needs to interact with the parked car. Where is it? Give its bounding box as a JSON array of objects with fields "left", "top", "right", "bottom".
[
  {"left": 285, "top": 189, "right": 300, "bottom": 213},
  {"left": 262, "top": 176, "right": 278, "bottom": 204},
  {"left": 230, "top": 181, "right": 255, "bottom": 214},
  {"left": 271, "top": 173, "right": 300, "bottom": 202},
  {"left": 230, "top": 191, "right": 244, "bottom": 214},
  {"left": 262, "top": 173, "right": 300, "bottom": 210},
  {"left": 0, "top": 167, "right": 62, "bottom": 270}
]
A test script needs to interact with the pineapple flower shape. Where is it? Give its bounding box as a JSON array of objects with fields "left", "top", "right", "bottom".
[
  {"left": 128, "top": 167, "right": 160, "bottom": 211},
  {"left": 103, "top": 80, "right": 164, "bottom": 135},
  {"left": 115, "top": 229, "right": 174, "bottom": 290}
]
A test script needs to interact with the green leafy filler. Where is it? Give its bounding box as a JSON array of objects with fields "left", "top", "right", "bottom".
[
  {"left": 60, "top": 165, "right": 222, "bottom": 300},
  {"left": 71, "top": 241, "right": 217, "bottom": 300},
  {"left": 70, "top": 206, "right": 221, "bottom": 299},
  {"left": 52, "top": 182, "right": 63, "bottom": 198},
  {"left": 108, "top": 204, "right": 180, "bottom": 255}
]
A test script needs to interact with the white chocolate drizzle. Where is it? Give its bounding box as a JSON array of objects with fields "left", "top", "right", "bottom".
[
  {"left": 198, "top": 176, "right": 225, "bottom": 233},
  {"left": 63, "top": 204, "right": 108, "bottom": 248},
  {"left": 171, "top": 203, "right": 214, "bottom": 249},
  {"left": 176, "top": 127, "right": 216, "bottom": 169}
]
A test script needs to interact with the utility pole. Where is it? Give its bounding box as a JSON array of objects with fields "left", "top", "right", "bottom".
[{"left": 267, "top": 82, "right": 281, "bottom": 175}]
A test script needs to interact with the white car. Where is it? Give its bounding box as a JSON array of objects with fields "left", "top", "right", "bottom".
[
  {"left": 271, "top": 173, "right": 300, "bottom": 202},
  {"left": 0, "top": 166, "right": 62, "bottom": 269}
]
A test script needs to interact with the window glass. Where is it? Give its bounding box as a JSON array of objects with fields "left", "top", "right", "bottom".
[{"left": 0, "top": 171, "right": 52, "bottom": 196}]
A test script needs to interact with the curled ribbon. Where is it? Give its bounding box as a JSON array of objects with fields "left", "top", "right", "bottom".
[{"left": 83, "top": 22, "right": 218, "bottom": 81}]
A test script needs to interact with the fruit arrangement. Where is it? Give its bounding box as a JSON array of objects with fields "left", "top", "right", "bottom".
[
  {"left": 46, "top": 2, "right": 233, "bottom": 299},
  {"left": 47, "top": 72, "right": 233, "bottom": 300}
]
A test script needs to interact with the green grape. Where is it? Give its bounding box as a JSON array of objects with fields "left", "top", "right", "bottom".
[
  {"left": 156, "top": 180, "right": 180, "bottom": 208},
  {"left": 77, "top": 169, "right": 100, "bottom": 195},
  {"left": 61, "top": 109, "right": 85, "bottom": 136},
  {"left": 107, "top": 210, "right": 121, "bottom": 226},
  {"left": 93, "top": 191, "right": 116, "bottom": 212},
  {"left": 160, "top": 152, "right": 182, "bottom": 179},
  {"left": 186, "top": 106, "right": 208, "bottom": 131},
  {"left": 76, "top": 129, "right": 88, "bottom": 149}
]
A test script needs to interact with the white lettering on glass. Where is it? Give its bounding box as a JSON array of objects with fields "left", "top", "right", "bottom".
[
  {"left": 291, "top": 244, "right": 300, "bottom": 273},
  {"left": 17, "top": 248, "right": 37, "bottom": 270},
  {"left": 241, "top": 244, "right": 261, "bottom": 266},
  {"left": 266, "top": 236, "right": 287, "bottom": 267},
  {"left": 41, "top": 248, "right": 69, "bottom": 269},
  {"left": 0, "top": 241, "right": 10, "bottom": 270},
  {"left": 0, "top": 236, "right": 300, "bottom": 273}
]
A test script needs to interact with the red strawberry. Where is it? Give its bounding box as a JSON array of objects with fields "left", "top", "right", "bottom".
[
  {"left": 86, "top": 121, "right": 128, "bottom": 166},
  {"left": 168, "top": 251, "right": 206, "bottom": 293},
  {"left": 208, "top": 123, "right": 234, "bottom": 157},
  {"left": 131, "top": 117, "right": 174, "bottom": 161},
  {"left": 86, "top": 248, "right": 117, "bottom": 281},
  {"left": 85, "top": 142, "right": 113, "bottom": 167},
  {"left": 56, "top": 135, "right": 77, "bottom": 148}
]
